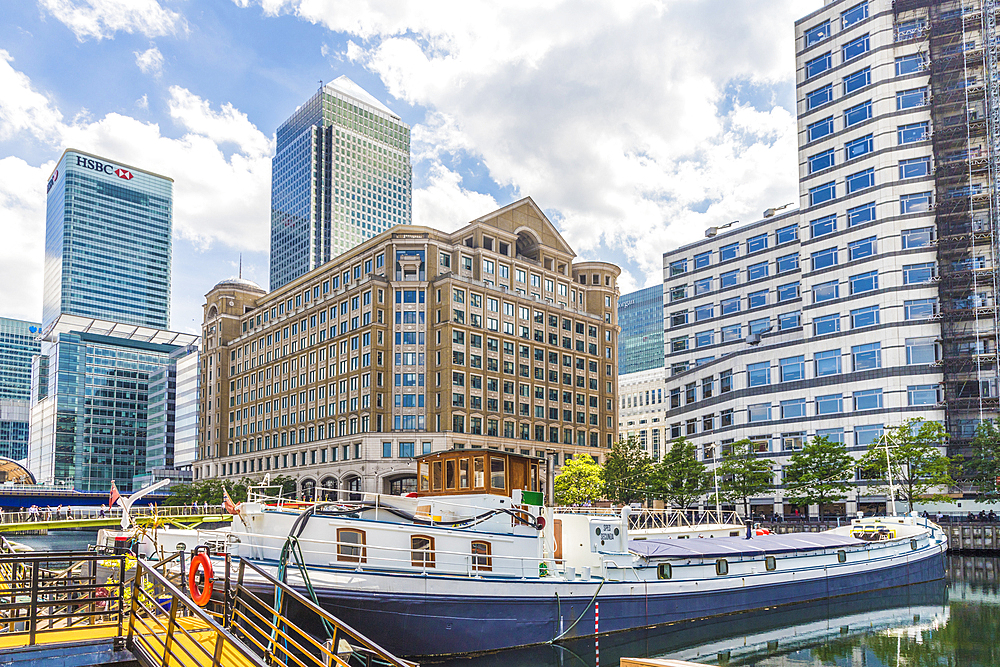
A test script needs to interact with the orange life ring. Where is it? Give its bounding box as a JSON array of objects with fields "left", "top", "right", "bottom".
[{"left": 187, "top": 552, "right": 213, "bottom": 606}]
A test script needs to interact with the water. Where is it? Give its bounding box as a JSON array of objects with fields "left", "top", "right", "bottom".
[{"left": 7, "top": 529, "right": 99, "bottom": 552}]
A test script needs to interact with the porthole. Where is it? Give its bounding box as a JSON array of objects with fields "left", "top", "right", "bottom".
[
  {"left": 715, "top": 558, "right": 729, "bottom": 575},
  {"left": 657, "top": 563, "right": 672, "bottom": 580},
  {"left": 837, "top": 550, "right": 847, "bottom": 563},
  {"left": 765, "top": 555, "right": 776, "bottom": 571},
  {"left": 595, "top": 527, "right": 601, "bottom": 536},
  {"left": 910, "top": 539, "right": 918, "bottom": 551}
]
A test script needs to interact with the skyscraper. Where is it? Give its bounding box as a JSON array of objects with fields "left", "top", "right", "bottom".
[
  {"left": 43, "top": 149, "right": 172, "bottom": 331},
  {"left": 0, "top": 317, "right": 41, "bottom": 460},
  {"left": 617, "top": 285, "right": 666, "bottom": 375},
  {"left": 270, "top": 76, "right": 412, "bottom": 290}
]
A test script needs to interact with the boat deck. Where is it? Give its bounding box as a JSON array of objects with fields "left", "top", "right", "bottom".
[{"left": 630, "top": 533, "right": 864, "bottom": 559}]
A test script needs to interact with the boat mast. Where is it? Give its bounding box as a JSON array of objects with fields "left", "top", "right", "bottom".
[{"left": 883, "top": 432, "right": 897, "bottom": 517}]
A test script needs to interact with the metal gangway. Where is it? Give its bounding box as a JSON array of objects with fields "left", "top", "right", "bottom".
[
  {"left": 0, "top": 505, "right": 234, "bottom": 532},
  {"left": 0, "top": 537, "right": 414, "bottom": 667}
]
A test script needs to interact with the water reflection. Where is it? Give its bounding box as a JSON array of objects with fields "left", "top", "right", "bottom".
[{"left": 428, "top": 556, "right": 1000, "bottom": 667}]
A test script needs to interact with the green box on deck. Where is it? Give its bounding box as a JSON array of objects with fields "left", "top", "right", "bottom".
[{"left": 521, "top": 491, "right": 544, "bottom": 506}]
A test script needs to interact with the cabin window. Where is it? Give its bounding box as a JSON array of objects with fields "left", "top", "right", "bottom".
[
  {"left": 419, "top": 462, "right": 430, "bottom": 491},
  {"left": 530, "top": 463, "right": 539, "bottom": 492},
  {"left": 459, "top": 458, "right": 470, "bottom": 489},
  {"left": 490, "top": 457, "right": 506, "bottom": 490},
  {"left": 474, "top": 457, "right": 485, "bottom": 488},
  {"left": 446, "top": 459, "right": 456, "bottom": 489},
  {"left": 910, "top": 539, "right": 918, "bottom": 551},
  {"left": 472, "top": 541, "right": 492, "bottom": 572},
  {"left": 765, "top": 555, "right": 776, "bottom": 571},
  {"left": 337, "top": 529, "right": 366, "bottom": 563},
  {"left": 411, "top": 535, "right": 435, "bottom": 568},
  {"left": 432, "top": 461, "right": 443, "bottom": 491},
  {"left": 837, "top": 550, "right": 847, "bottom": 563},
  {"left": 657, "top": 563, "right": 673, "bottom": 580},
  {"left": 729, "top": 531, "right": 740, "bottom": 537},
  {"left": 715, "top": 559, "right": 728, "bottom": 575}
]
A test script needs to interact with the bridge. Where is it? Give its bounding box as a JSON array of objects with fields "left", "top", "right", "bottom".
[{"left": 0, "top": 505, "right": 233, "bottom": 533}]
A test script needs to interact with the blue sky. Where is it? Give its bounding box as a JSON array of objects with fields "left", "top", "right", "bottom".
[{"left": 0, "top": 0, "right": 820, "bottom": 333}]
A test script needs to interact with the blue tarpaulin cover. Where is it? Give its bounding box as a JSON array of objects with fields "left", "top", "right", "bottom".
[{"left": 629, "top": 533, "right": 865, "bottom": 560}]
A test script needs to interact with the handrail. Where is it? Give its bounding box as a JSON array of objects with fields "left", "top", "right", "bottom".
[{"left": 553, "top": 506, "right": 742, "bottom": 529}]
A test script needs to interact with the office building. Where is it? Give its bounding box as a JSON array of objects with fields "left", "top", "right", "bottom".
[
  {"left": 29, "top": 315, "right": 198, "bottom": 493},
  {"left": 617, "top": 285, "right": 666, "bottom": 375},
  {"left": 200, "top": 198, "right": 621, "bottom": 498},
  {"left": 42, "top": 149, "right": 172, "bottom": 331},
  {"left": 617, "top": 367, "right": 669, "bottom": 461},
  {"left": 0, "top": 317, "right": 42, "bottom": 460},
  {"left": 270, "top": 76, "right": 412, "bottom": 290}
]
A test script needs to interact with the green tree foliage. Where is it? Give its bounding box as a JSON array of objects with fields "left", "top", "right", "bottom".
[
  {"left": 859, "top": 419, "right": 955, "bottom": 512},
  {"left": 970, "top": 420, "right": 1000, "bottom": 504},
  {"left": 601, "top": 436, "right": 652, "bottom": 505},
  {"left": 717, "top": 439, "right": 773, "bottom": 517},
  {"left": 166, "top": 475, "right": 298, "bottom": 506},
  {"left": 554, "top": 454, "right": 603, "bottom": 505},
  {"left": 648, "top": 437, "right": 709, "bottom": 509},
  {"left": 783, "top": 436, "right": 855, "bottom": 507}
]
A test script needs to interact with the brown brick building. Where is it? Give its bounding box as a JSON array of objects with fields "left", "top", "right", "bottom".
[{"left": 197, "top": 198, "right": 621, "bottom": 498}]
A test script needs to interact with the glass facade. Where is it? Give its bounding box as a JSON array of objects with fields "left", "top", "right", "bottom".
[
  {"left": 135, "top": 345, "right": 198, "bottom": 489},
  {"left": 43, "top": 150, "right": 172, "bottom": 331},
  {"left": 270, "top": 76, "right": 412, "bottom": 289},
  {"left": 0, "top": 318, "right": 41, "bottom": 461},
  {"left": 618, "top": 285, "right": 665, "bottom": 375}
]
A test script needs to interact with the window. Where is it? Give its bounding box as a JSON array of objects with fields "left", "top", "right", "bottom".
[
  {"left": 813, "top": 280, "right": 839, "bottom": 303},
  {"left": 669, "top": 285, "right": 687, "bottom": 302},
  {"left": 695, "top": 303, "right": 714, "bottom": 321},
  {"left": 814, "top": 314, "right": 840, "bottom": 336},
  {"left": 815, "top": 349, "right": 841, "bottom": 376},
  {"left": 846, "top": 167, "right": 874, "bottom": 193},
  {"left": 747, "top": 262, "right": 768, "bottom": 281},
  {"left": 905, "top": 298, "right": 936, "bottom": 320},
  {"left": 777, "top": 282, "right": 799, "bottom": 302},
  {"left": 777, "top": 254, "right": 799, "bottom": 273},
  {"left": 807, "top": 84, "right": 833, "bottom": 110},
  {"left": 694, "top": 251, "right": 711, "bottom": 268},
  {"left": 337, "top": 528, "right": 366, "bottom": 563},
  {"left": 843, "top": 33, "right": 870, "bottom": 61},
  {"left": 809, "top": 149, "right": 835, "bottom": 173},
  {"left": 901, "top": 192, "right": 932, "bottom": 214},
  {"left": 807, "top": 117, "right": 834, "bottom": 142},
  {"left": 779, "top": 311, "right": 801, "bottom": 330},
  {"left": 851, "top": 305, "right": 879, "bottom": 328},
  {"left": 849, "top": 236, "right": 876, "bottom": 260},
  {"left": 722, "top": 324, "right": 742, "bottom": 342},
  {"left": 720, "top": 270, "right": 739, "bottom": 288},
  {"left": 805, "top": 21, "right": 830, "bottom": 46},
  {"left": 843, "top": 67, "right": 871, "bottom": 94},
  {"left": 766, "top": 555, "right": 777, "bottom": 572},
  {"left": 908, "top": 385, "right": 939, "bottom": 406},
  {"left": 748, "top": 290, "right": 768, "bottom": 309},
  {"left": 696, "top": 330, "right": 713, "bottom": 347},
  {"left": 898, "top": 122, "right": 929, "bottom": 144},
  {"left": 895, "top": 53, "right": 926, "bottom": 76},
  {"left": 749, "top": 403, "right": 771, "bottom": 422},
  {"left": 844, "top": 100, "right": 872, "bottom": 127},
  {"left": 897, "top": 87, "right": 928, "bottom": 110},
  {"left": 842, "top": 2, "right": 868, "bottom": 28},
  {"left": 669, "top": 259, "right": 687, "bottom": 276},
  {"left": 806, "top": 53, "right": 832, "bottom": 79},
  {"left": 856, "top": 424, "right": 883, "bottom": 446},
  {"left": 896, "top": 19, "right": 926, "bottom": 42},
  {"left": 671, "top": 310, "right": 688, "bottom": 327},
  {"left": 817, "top": 428, "right": 845, "bottom": 444},
  {"left": 716, "top": 559, "right": 730, "bottom": 576},
  {"left": 854, "top": 388, "right": 883, "bottom": 410},
  {"left": 779, "top": 356, "right": 804, "bottom": 382},
  {"left": 816, "top": 394, "right": 843, "bottom": 415},
  {"left": 781, "top": 399, "right": 806, "bottom": 419},
  {"left": 847, "top": 201, "right": 876, "bottom": 226},
  {"left": 720, "top": 243, "right": 739, "bottom": 261},
  {"left": 490, "top": 457, "right": 505, "bottom": 490},
  {"left": 812, "top": 247, "right": 838, "bottom": 271},
  {"left": 852, "top": 342, "right": 881, "bottom": 370},
  {"left": 747, "top": 234, "right": 768, "bottom": 253},
  {"left": 902, "top": 228, "right": 933, "bottom": 248},
  {"left": 906, "top": 337, "right": 937, "bottom": 364},
  {"left": 776, "top": 224, "right": 798, "bottom": 245},
  {"left": 849, "top": 271, "right": 877, "bottom": 294},
  {"left": 658, "top": 563, "right": 673, "bottom": 580},
  {"left": 748, "top": 361, "right": 770, "bottom": 387},
  {"left": 810, "top": 182, "right": 836, "bottom": 206},
  {"left": 721, "top": 297, "right": 740, "bottom": 315},
  {"left": 749, "top": 317, "right": 770, "bottom": 335},
  {"left": 811, "top": 215, "right": 836, "bottom": 238},
  {"left": 903, "top": 263, "right": 935, "bottom": 284},
  {"left": 411, "top": 535, "right": 435, "bottom": 568},
  {"left": 471, "top": 541, "right": 492, "bottom": 572},
  {"left": 845, "top": 134, "right": 873, "bottom": 160}
]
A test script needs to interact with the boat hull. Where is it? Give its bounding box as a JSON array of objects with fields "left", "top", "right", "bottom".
[{"left": 250, "top": 545, "right": 945, "bottom": 658}]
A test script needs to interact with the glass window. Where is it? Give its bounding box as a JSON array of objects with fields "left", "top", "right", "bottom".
[
  {"left": 809, "top": 149, "right": 835, "bottom": 173},
  {"left": 720, "top": 269, "right": 739, "bottom": 288},
  {"left": 777, "top": 282, "right": 799, "bottom": 302},
  {"left": 811, "top": 214, "right": 837, "bottom": 238},
  {"left": 843, "top": 67, "right": 871, "bottom": 94},
  {"left": 779, "top": 311, "right": 801, "bottom": 330},
  {"left": 722, "top": 324, "right": 742, "bottom": 342},
  {"left": 843, "top": 33, "right": 870, "bottom": 61},
  {"left": 805, "top": 20, "right": 831, "bottom": 46},
  {"left": 747, "top": 261, "right": 769, "bottom": 281},
  {"left": 695, "top": 303, "right": 714, "bottom": 321},
  {"left": 902, "top": 227, "right": 933, "bottom": 248},
  {"left": 694, "top": 251, "right": 711, "bottom": 268},
  {"left": 721, "top": 297, "right": 740, "bottom": 315},
  {"left": 846, "top": 167, "right": 874, "bottom": 193},
  {"left": 748, "top": 290, "right": 768, "bottom": 309},
  {"left": 720, "top": 243, "right": 739, "bottom": 261},
  {"left": 777, "top": 253, "right": 799, "bottom": 273},
  {"left": 696, "top": 330, "right": 714, "bottom": 347},
  {"left": 849, "top": 236, "right": 876, "bottom": 260},
  {"left": 900, "top": 157, "right": 931, "bottom": 179},
  {"left": 781, "top": 399, "right": 807, "bottom": 419},
  {"left": 807, "top": 117, "right": 834, "bottom": 142},
  {"left": 898, "top": 122, "right": 929, "bottom": 144},
  {"left": 852, "top": 342, "right": 881, "bottom": 370},
  {"left": 670, "top": 310, "right": 688, "bottom": 326},
  {"left": 854, "top": 388, "right": 883, "bottom": 410},
  {"left": 905, "top": 298, "right": 936, "bottom": 320},
  {"left": 776, "top": 224, "right": 798, "bottom": 244},
  {"left": 810, "top": 182, "right": 836, "bottom": 206},
  {"left": 845, "top": 134, "right": 873, "bottom": 160},
  {"left": 847, "top": 201, "right": 876, "bottom": 226},
  {"left": 814, "top": 314, "right": 840, "bottom": 336},
  {"left": 748, "top": 361, "right": 770, "bottom": 387},
  {"left": 856, "top": 424, "right": 883, "bottom": 446},
  {"left": 850, "top": 271, "right": 878, "bottom": 294},
  {"left": 895, "top": 53, "right": 926, "bottom": 76},
  {"left": 903, "top": 262, "right": 935, "bottom": 284},
  {"left": 749, "top": 317, "right": 770, "bottom": 335},
  {"left": 908, "top": 385, "right": 939, "bottom": 406},
  {"left": 896, "top": 19, "right": 926, "bottom": 42},
  {"left": 807, "top": 84, "right": 833, "bottom": 110},
  {"left": 816, "top": 394, "right": 843, "bottom": 415},
  {"left": 812, "top": 247, "right": 838, "bottom": 271},
  {"left": 844, "top": 100, "right": 872, "bottom": 127},
  {"left": 906, "top": 337, "right": 937, "bottom": 364},
  {"left": 818, "top": 428, "right": 845, "bottom": 444},
  {"left": 747, "top": 234, "right": 768, "bottom": 253},
  {"left": 842, "top": 2, "right": 869, "bottom": 28},
  {"left": 901, "top": 192, "right": 932, "bottom": 214},
  {"left": 694, "top": 277, "right": 712, "bottom": 295},
  {"left": 669, "top": 259, "right": 687, "bottom": 276},
  {"left": 814, "top": 280, "right": 839, "bottom": 303},
  {"left": 748, "top": 403, "right": 770, "bottom": 422},
  {"left": 897, "top": 87, "right": 928, "bottom": 110},
  {"left": 670, "top": 285, "right": 687, "bottom": 301},
  {"left": 815, "top": 349, "right": 841, "bottom": 375},
  {"left": 851, "top": 305, "right": 879, "bottom": 328},
  {"left": 806, "top": 52, "right": 832, "bottom": 78},
  {"left": 780, "top": 355, "right": 805, "bottom": 382}
]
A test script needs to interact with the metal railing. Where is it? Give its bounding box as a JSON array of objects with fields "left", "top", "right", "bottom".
[
  {"left": 1, "top": 504, "right": 229, "bottom": 525},
  {"left": 553, "top": 506, "right": 742, "bottom": 531}
]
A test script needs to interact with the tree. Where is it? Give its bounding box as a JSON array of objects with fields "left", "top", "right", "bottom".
[
  {"left": 859, "top": 418, "right": 955, "bottom": 513},
  {"left": 648, "top": 437, "right": 709, "bottom": 509},
  {"left": 717, "top": 439, "right": 773, "bottom": 518},
  {"left": 554, "top": 454, "right": 603, "bottom": 505},
  {"left": 783, "top": 436, "right": 855, "bottom": 507},
  {"left": 601, "top": 436, "right": 652, "bottom": 505},
  {"left": 166, "top": 474, "right": 298, "bottom": 506},
  {"left": 970, "top": 420, "right": 1000, "bottom": 504}
]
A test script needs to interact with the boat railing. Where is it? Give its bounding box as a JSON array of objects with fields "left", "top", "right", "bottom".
[{"left": 554, "top": 506, "right": 741, "bottom": 530}]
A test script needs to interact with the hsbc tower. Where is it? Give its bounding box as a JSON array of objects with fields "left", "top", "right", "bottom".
[{"left": 42, "top": 149, "right": 173, "bottom": 330}]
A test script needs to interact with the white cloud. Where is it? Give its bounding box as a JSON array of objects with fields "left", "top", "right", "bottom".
[
  {"left": 412, "top": 164, "right": 498, "bottom": 232},
  {"left": 136, "top": 94, "right": 149, "bottom": 109},
  {"left": 0, "top": 157, "right": 51, "bottom": 322},
  {"left": 38, "top": 0, "right": 187, "bottom": 41},
  {"left": 0, "top": 51, "right": 64, "bottom": 142},
  {"left": 134, "top": 45, "right": 164, "bottom": 76}
]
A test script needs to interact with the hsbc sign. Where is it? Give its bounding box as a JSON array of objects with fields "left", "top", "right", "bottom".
[{"left": 75, "top": 155, "right": 134, "bottom": 181}]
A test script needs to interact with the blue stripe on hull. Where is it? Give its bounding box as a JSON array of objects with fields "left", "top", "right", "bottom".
[{"left": 274, "top": 551, "right": 945, "bottom": 658}]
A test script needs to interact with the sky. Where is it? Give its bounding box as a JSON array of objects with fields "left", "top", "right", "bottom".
[{"left": 0, "top": 0, "right": 822, "bottom": 334}]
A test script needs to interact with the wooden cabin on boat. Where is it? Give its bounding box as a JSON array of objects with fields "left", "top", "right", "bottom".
[{"left": 415, "top": 449, "right": 544, "bottom": 498}]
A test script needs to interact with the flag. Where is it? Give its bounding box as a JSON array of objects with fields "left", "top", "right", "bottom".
[
  {"left": 223, "top": 488, "right": 241, "bottom": 515},
  {"left": 109, "top": 481, "right": 120, "bottom": 508}
]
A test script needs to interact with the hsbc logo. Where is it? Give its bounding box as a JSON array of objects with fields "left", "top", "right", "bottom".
[
  {"left": 46, "top": 169, "right": 59, "bottom": 193},
  {"left": 115, "top": 168, "right": 133, "bottom": 180},
  {"left": 75, "top": 155, "right": 136, "bottom": 181}
]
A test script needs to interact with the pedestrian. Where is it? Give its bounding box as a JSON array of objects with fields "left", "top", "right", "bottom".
[{"left": 99, "top": 504, "right": 107, "bottom": 518}]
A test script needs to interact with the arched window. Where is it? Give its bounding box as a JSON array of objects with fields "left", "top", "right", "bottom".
[
  {"left": 471, "top": 541, "right": 492, "bottom": 572},
  {"left": 411, "top": 535, "right": 435, "bottom": 568},
  {"left": 337, "top": 528, "right": 366, "bottom": 563}
]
